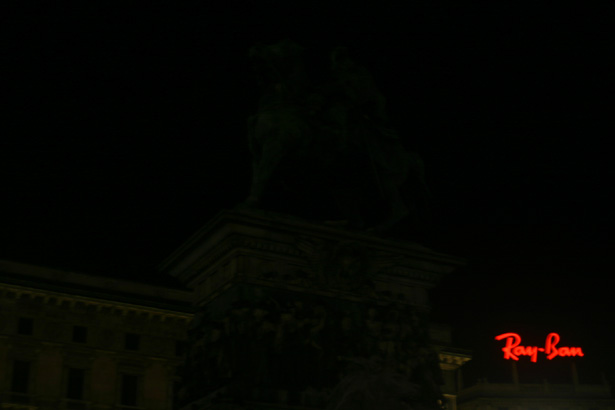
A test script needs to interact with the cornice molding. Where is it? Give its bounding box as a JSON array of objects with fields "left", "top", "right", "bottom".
[
  {"left": 0, "top": 283, "right": 194, "bottom": 324},
  {"left": 439, "top": 352, "right": 472, "bottom": 367},
  {"left": 161, "top": 209, "right": 465, "bottom": 286},
  {"left": 0, "top": 259, "right": 192, "bottom": 309}
]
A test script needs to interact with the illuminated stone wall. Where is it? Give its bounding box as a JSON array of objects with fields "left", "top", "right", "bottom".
[
  {"left": 457, "top": 379, "right": 615, "bottom": 410},
  {"left": 430, "top": 323, "right": 472, "bottom": 410},
  {"left": 0, "top": 257, "right": 474, "bottom": 410},
  {"left": 0, "top": 260, "right": 193, "bottom": 410}
]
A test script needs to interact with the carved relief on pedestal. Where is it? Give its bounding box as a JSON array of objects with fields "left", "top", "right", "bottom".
[
  {"left": 244, "top": 237, "right": 429, "bottom": 304},
  {"left": 179, "top": 284, "right": 443, "bottom": 408},
  {"left": 186, "top": 224, "right": 446, "bottom": 311},
  {"left": 293, "top": 238, "right": 374, "bottom": 292}
]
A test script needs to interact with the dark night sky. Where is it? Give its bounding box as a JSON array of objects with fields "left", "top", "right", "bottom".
[{"left": 2, "top": 2, "right": 614, "bottom": 386}]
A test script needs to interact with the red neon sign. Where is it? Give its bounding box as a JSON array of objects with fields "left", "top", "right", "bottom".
[{"left": 495, "top": 333, "right": 584, "bottom": 362}]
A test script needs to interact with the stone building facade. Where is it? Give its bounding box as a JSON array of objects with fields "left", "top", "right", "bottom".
[
  {"left": 0, "top": 214, "right": 472, "bottom": 410},
  {"left": 4, "top": 209, "right": 611, "bottom": 410},
  {"left": 2, "top": 253, "right": 613, "bottom": 410},
  {"left": 0, "top": 260, "right": 193, "bottom": 410},
  {"left": 457, "top": 378, "right": 615, "bottom": 410},
  {"left": 430, "top": 324, "right": 472, "bottom": 410}
]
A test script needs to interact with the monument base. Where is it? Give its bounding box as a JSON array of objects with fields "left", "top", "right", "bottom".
[{"left": 160, "top": 209, "right": 463, "bottom": 410}]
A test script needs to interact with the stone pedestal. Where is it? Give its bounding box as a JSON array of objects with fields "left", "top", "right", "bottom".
[{"left": 161, "top": 209, "right": 463, "bottom": 410}]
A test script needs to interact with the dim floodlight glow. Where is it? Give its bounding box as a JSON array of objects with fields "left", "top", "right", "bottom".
[{"left": 495, "top": 332, "right": 584, "bottom": 363}]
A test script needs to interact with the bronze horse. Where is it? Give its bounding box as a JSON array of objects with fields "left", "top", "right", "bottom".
[{"left": 245, "top": 40, "right": 428, "bottom": 231}]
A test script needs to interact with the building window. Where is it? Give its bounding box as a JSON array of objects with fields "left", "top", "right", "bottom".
[
  {"left": 119, "top": 374, "right": 139, "bottom": 406},
  {"left": 124, "top": 333, "right": 140, "bottom": 351},
  {"left": 66, "top": 368, "right": 85, "bottom": 400},
  {"left": 11, "top": 360, "right": 30, "bottom": 394},
  {"left": 17, "top": 317, "right": 33, "bottom": 335},
  {"left": 72, "top": 326, "right": 88, "bottom": 343},
  {"left": 175, "top": 341, "right": 186, "bottom": 357}
]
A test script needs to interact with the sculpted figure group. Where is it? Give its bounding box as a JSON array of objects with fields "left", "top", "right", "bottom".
[
  {"left": 178, "top": 296, "right": 444, "bottom": 409},
  {"left": 245, "top": 39, "right": 430, "bottom": 232}
]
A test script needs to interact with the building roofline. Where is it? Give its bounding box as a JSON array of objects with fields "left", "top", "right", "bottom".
[{"left": 0, "top": 259, "right": 194, "bottom": 312}]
